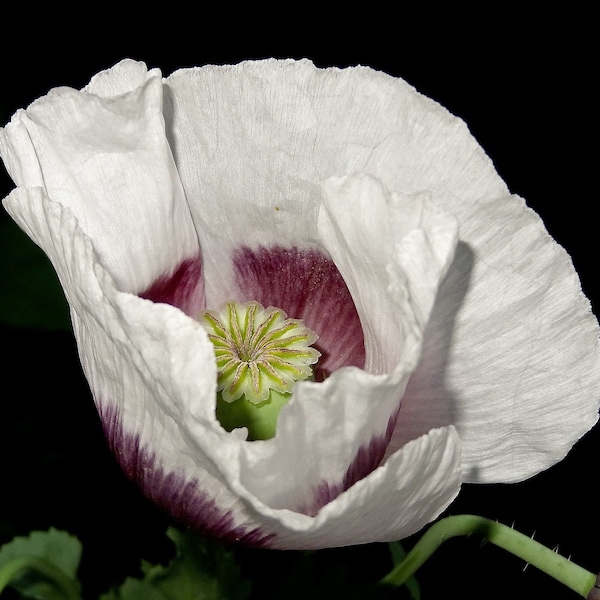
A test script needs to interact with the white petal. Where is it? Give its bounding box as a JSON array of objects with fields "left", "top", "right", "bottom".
[
  {"left": 0, "top": 60, "right": 199, "bottom": 295},
  {"left": 163, "top": 61, "right": 322, "bottom": 306},
  {"left": 319, "top": 173, "right": 458, "bottom": 373},
  {"left": 391, "top": 193, "right": 600, "bottom": 482},
  {"left": 242, "top": 426, "right": 462, "bottom": 550},
  {"left": 163, "top": 59, "right": 504, "bottom": 307},
  {"left": 165, "top": 59, "right": 600, "bottom": 482},
  {"left": 217, "top": 174, "right": 458, "bottom": 515},
  {"left": 3, "top": 186, "right": 268, "bottom": 543},
  {"left": 3, "top": 185, "right": 462, "bottom": 548},
  {"left": 84, "top": 58, "right": 153, "bottom": 96}
]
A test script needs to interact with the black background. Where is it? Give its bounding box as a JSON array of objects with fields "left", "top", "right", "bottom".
[{"left": 1, "top": 8, "right": 597, "bottom": 599}]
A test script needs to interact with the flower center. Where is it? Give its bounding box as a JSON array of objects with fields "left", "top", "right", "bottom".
[{"left": 201, "top": 300, "right": 320, "bottom": 440}]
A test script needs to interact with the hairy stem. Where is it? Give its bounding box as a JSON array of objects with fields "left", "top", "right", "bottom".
[{"left": 377, "top": 515, "right": 596, "bottom": 598}]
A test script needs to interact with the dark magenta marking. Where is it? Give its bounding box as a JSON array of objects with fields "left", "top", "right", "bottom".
[
  {"left": 232, "top": 246, "right": 365, "bottom": 379},
  {"left": 132, "top": 246, "right": 386, "bottom": 521},
  {"left": 99, "top": 402, "right": 274, "bottom": 547},
  {"left": 301, "top": 408, "right": 400, "bottom": 516},
  {"left": 139, "top": 255, "right": 205, "bottom": 317},
  {"left": 233, "top": 246, "right": 400, "bottom": 516}
]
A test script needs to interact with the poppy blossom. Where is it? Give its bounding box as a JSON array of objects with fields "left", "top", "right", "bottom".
[{"left": 1, "top": 59, "right": 598, "bottom": 549}]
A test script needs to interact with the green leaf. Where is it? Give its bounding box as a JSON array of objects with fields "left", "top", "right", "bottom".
[
  {"left": 104, "top": 527, "right": 250, "bottom": 600},
  {"left": 0, "top": 529, "right": 82, "bottom": 581},
  {"left": 0, "top": 216, "right": 70, "bottom": 330},
  {"left": 99, "top": 578, "right": 170, "bottom": 600},
  {"left": 150, "top": 528, "right": 250, "bottom": 600},
  {"left": 0, "top": 528, "right": 82, "bottom": 599},
  {"left": 388, "top": 542, "right": 420, "bottom": 600}
]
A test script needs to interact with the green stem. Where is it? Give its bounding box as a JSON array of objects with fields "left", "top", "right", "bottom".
[
  {"left": 0, "top": 555, "right": 81, "bottom": 600},
  {"left": 377, "top": 515, "right": 597, "bottom": 598}
]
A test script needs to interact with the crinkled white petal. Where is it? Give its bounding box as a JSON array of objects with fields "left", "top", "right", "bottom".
[
  {"left": 84, "top": 58, "right": 152, "bottom": 97},
  {"left": 163, "top": 58, "right": 600, "bottom": 483},
  {"left": 162, "top": 59, "right": 504, "bottom": 307},
  {"left": 3, "top": 185, "right": 462, "bottom": 548},
  {"left": 188, "top": 173, "right": 459, "bottom": 514},
  {"left": 0, "top": 60, "right": 198, "bottom": 294},
  {"left": 391, "top": 193, "right": 600, "bottom": 482},
  {"left": 319, "top": 174, "right": 458, "bottom": 373},
  {"left": 3, "top": 186, "right": 250, "bottom": 529},
  {"left": 237, "top": 426, "right": 462, "bottom": 550}
]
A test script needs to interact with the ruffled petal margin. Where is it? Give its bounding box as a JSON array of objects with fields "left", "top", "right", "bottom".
[
  {"left": 391, "top": 193, "right": 600, "bottom": 482},
  {"left": 3, "top": 185, "right": 462, "bottom": 548}
]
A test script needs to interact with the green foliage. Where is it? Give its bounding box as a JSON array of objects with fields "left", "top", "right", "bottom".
[
  {"left": 101, "top": 528, "right": 251, "bottom": 600},
  {"left": 0, "top": 528, "right": 82, "bottom": 599},
  {"left": 0, "top": 511, "right": 423, "bottom": 600},
  {"left": 99, "top": 578, "right": 170, "bottom": 600},
  {"left": 0, "top": 526, "right": 252, "bottom": 600}
]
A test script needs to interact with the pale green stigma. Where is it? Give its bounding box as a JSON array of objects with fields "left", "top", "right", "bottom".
[{"left": 201, "top": 300, "right": 320, "bottom": 440}]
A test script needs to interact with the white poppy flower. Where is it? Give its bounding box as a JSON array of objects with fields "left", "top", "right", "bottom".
[{"left": 1, "top": 59, "right": 598, "bottom": 549}]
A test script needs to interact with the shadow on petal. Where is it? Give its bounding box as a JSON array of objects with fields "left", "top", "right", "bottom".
[{"left": 388, "top": 241, "right": 475, "bottom": 456}]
